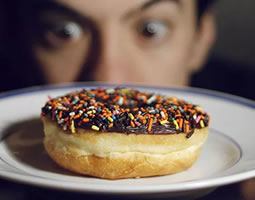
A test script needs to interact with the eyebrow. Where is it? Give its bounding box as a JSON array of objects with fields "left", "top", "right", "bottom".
[
  {"left": 124, "top": 0, "right": 181, "bottom": 20},
  {"left": 141, "top": 0, "right": 181, "bottom": 10},
  {"left": 28, "top": 0, "right": 94, "bottom": 26}
]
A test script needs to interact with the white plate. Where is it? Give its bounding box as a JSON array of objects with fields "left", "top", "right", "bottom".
[{"left": 0, "top": 83, "right": 255, "bottom": 199}]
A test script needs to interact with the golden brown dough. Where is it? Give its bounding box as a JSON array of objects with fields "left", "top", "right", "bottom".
[{"left": 43, "top": 118, "right": 208, "bottom": 179}]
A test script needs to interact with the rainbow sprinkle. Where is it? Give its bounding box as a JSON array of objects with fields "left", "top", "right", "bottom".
[{"left": 41, "top": 88, "right": 210, "bottom": 138}]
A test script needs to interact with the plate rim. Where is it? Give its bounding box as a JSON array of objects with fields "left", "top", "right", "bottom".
[
  {"left": 0, "top": 82, "right": 255, "bottom": 194},
  {"left": 0, "top": 82, "right": 254, "bottom": 109}
]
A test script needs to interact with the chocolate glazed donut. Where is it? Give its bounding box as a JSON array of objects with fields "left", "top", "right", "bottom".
[{"left": 41, "top": 88, "right": 210, "bottom": 179}]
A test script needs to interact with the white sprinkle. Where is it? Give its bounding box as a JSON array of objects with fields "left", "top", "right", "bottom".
[
  {"left": 149, "top": 110, "right": 156, "bottom": 114},
  {"left": 193, "top": 114, "right": 197, "bottom": 120},
  {"left": 57, "top": 106, "right": 67, "bottom": 110},
  {"left": 118, "top": 97, "right": 124, "bottom": 105},
  {"left": 147, "top": 95, "right": 156, "bottom": 104},
  {"left": 69, "top": 112, "right": 75, "bottom": 116},
  {"left": 58, "top": 119, "right": 64, "bottom": 124},
  {"left": 160, "top": 111, "right": 166, "bottom": 119},
  {"left": 106, "top": 88, "right": 115, "bottom": 94}
]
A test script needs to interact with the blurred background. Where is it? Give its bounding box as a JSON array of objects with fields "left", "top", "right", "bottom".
[
  {"left": 213, "top": 0, "right": 255, "bottom": 69},
  {"left": 191, "top": 0, "right": 255, "bottom": 100}
]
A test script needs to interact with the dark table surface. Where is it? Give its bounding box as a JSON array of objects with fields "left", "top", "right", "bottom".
[{"left": 0, "top": 178, "right": 251, "bottom": 200}]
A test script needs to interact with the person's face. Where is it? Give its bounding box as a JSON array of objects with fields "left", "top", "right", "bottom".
[{"left": 34, "top": 0, "right": 215, "bottom": 86}]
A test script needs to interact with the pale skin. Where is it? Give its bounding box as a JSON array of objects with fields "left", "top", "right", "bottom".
[{"left": 34, "top": 0, "right": 215, "bottom": 86}]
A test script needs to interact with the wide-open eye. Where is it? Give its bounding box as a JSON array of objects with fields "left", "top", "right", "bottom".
[
  {"left": 51, "top": 21, "right": 82, "bottom": 40},
  {"left": 37, "top": 11, "right": 89, "bottom": 49},
  {"left": 42, "top": 20, "right": 85, "bottom": 49},
  {"left": 137, "top": 20, "right": 170, "bottom": 42}
]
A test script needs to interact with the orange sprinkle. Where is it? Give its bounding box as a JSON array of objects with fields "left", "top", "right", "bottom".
[
  {"left": 141, "top": 108, "right": 146, "bottom": 112},
  {"left": 102, "top": 95, "right": 109, "bottom": 100},
  {"left": 179, "top": 118, "right": 184, "bottom": 129},
  {"left": 148, "top": 118, "right": 153, "bottom": 132},
  {"left": 188, "top": 109, "right": 196, "bottom": 114},
  {"left": 74, "top": 114, "right": 81, "bottom": 119},
  {"left": 175, "top": 114, "right": 181, "bottom": 118},
  {"left": 130, "top": 121, "right": 135, "bottom": 128},
  {"left": 185, "top": 124, "right": 190, "bottom": 133},
  {"left": 113, "top": 96, "right": 120, "bottom": 102},
  {"left": 82, "top": 118, "right": 90, "bottom": 123},
  {"left": 59, "top": 111, "right": 63, "bottom": 119},
  {"left": 133, "top": 108, "right": 139, "bottom": 111},
  {"left": 155, "top": 104, "right": 160, "bottom": 109}
]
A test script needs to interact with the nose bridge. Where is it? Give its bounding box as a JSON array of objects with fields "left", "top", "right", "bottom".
[
  {"left": 99, "top": 24, "right": 122, "bottom": 67},
  {"left": 94, "top": 23, "right": 128, "bottom": 82}
]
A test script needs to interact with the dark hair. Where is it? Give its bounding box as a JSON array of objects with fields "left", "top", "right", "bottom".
[{"left": 197, "top": 0, "right": 216, "bottom": 20}]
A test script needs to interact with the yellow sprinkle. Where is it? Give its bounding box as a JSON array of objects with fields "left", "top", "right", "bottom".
[
  {"left": 70, "top": 120, "right": 76, "bottom": 134},
  {"left": 195, "top": 106, "right": 204, "bottom": 112},
  {"left": 200, "top": 120, "right": 205, "bottom": 128},
  {"left": 173, "top": 120, "right": 179, "bottom": 130},
  {"left": 107, "top": 117, "right": 113, "bottom": 123},
  {"left": 128, "top": 113, "right": 135, "bottom": 120},
  {"left": 91, "top": 125, "right": 100, "bottom": 131},
  {"left": 160, "top": 120, "right": 169, "bottom": 125}
]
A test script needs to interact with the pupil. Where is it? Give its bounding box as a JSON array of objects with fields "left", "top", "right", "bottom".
[
  {"left": 142, "top": 22, "right": 157, "bottom": 37},
  {"left": 59, "top": 27, "right": 72, "bottom": 38},
  {"left": 56, "top": 23, "right": 80, "bottom": 39}
]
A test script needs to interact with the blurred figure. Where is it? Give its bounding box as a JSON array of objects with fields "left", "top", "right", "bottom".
[
  {"left": 241, "top": 179, "right": 255, "bottom": 200},
  {"left": 1, "top": 0, "right": 215, "bottom": 90}
]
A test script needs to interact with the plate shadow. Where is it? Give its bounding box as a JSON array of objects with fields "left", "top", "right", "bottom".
[{"left": 1, "top": 118, "right": 77, "bottom": 176}]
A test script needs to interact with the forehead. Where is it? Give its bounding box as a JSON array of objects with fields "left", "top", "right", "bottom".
[{"left": 53, "top": 0, "right": 194, "bottom": 19}]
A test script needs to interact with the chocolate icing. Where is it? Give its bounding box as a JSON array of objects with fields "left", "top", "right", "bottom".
[{"left": 41, "top": 88, "right": 209, "bottom": 138}]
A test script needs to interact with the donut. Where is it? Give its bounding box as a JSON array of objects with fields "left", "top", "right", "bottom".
[{"left": 41, "top": 87, "right": 210, "bottom": 179}]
